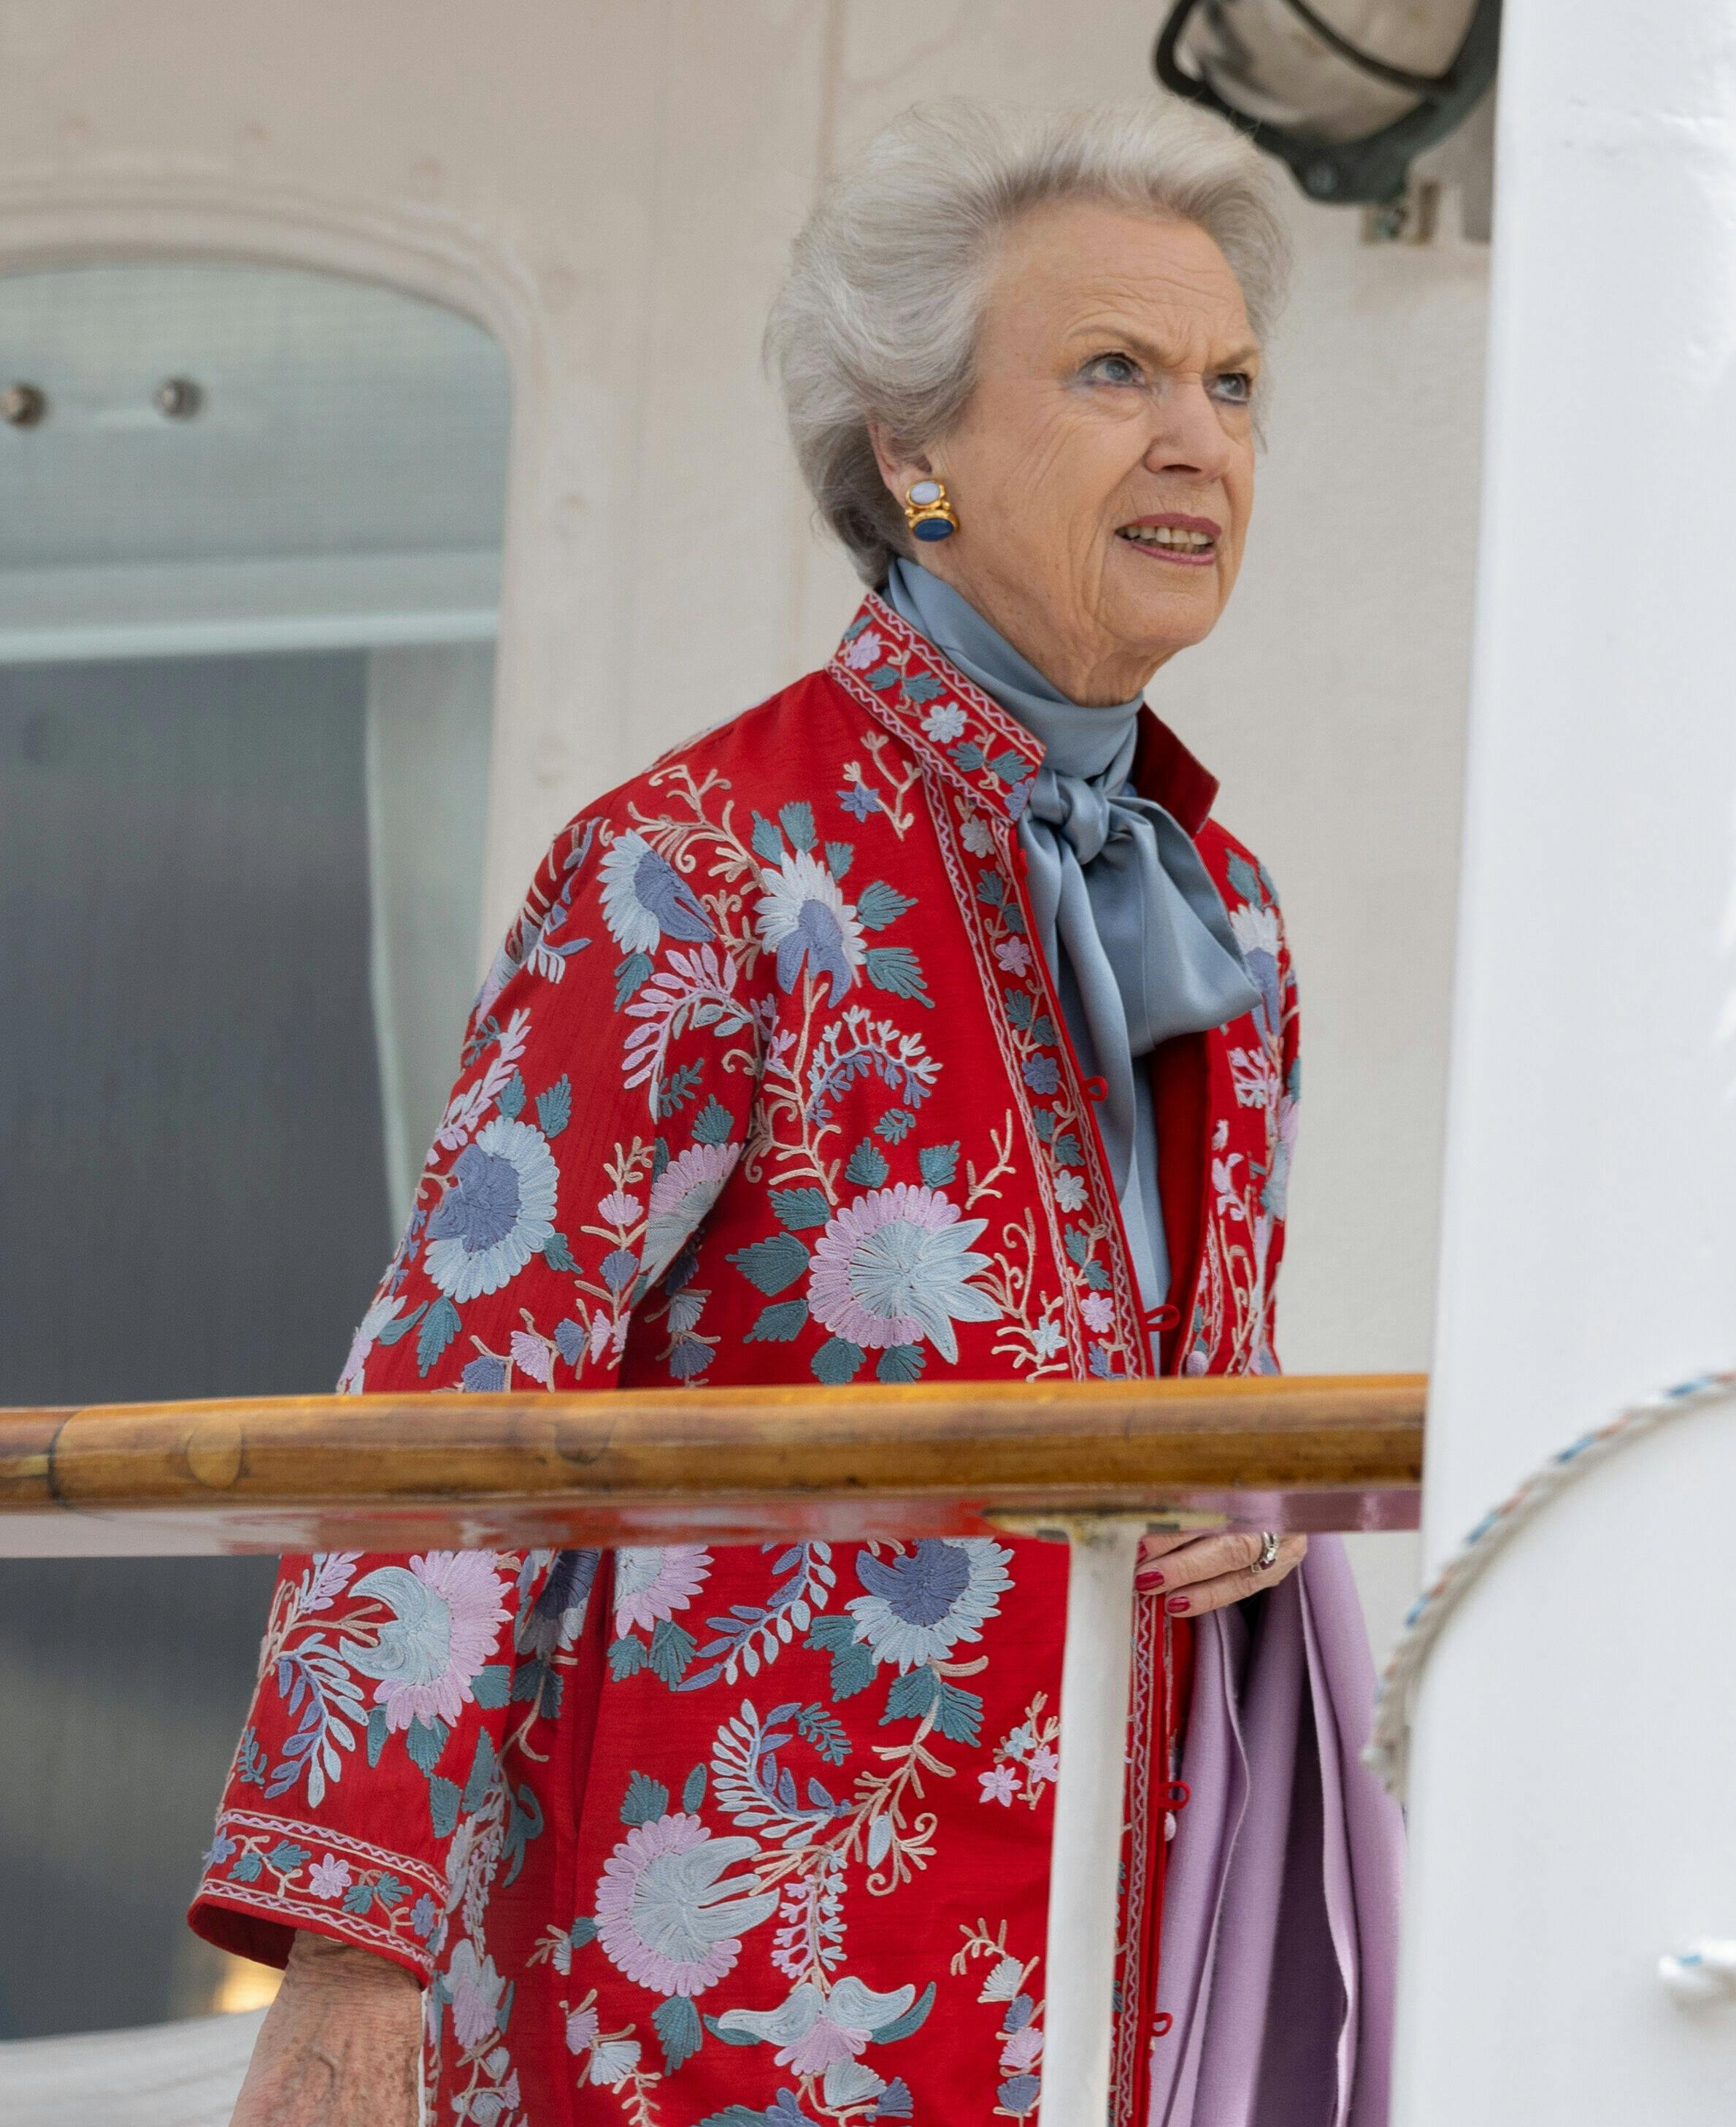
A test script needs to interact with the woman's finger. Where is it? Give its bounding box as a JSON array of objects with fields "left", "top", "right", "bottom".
[
  {"left": 1136, "top": 1528, "right": 1276, "bottom": 1591},
  {"left": 1144, "top": 1536, "right": 1309, "bottom": 1618},
  {"left": 1136, "top": 1530, "right": 1221, "bottom": 1567}
]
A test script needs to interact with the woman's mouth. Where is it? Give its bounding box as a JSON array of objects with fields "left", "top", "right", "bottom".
[{"left": 1115, "top": 516, "right": 1220, "bottom": 569}]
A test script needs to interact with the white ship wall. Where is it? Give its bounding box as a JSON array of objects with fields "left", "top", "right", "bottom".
[{"left": 0, "top": 0, "right": 1491, "bottom": 1647}]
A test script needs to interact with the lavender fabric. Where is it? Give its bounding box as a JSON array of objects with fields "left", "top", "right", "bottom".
[{"left": 1151, "top": 1536, "right": 1405, "bottom": 2126}]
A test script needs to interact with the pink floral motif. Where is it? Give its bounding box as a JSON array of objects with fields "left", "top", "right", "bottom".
[
  {"left": 979, "top": 1765, "right": 1019, "bottom": 1807},
  {"left": 842, "top": 628, "right": 884, "bottom": 672},
  {"left": 1080, "top": 1291, "right": 1115, "bottom": 1334},
  {"left": 345, "top": 1551, "right": 512, "bottom": 1733},
  {"left": 808, "top": 1184, "right": 1000, "bottom": 1361},
  {"left": 307, "top": 1854, "right": 353, "bottom": 1900},
  {"left": 612, "top": 1546, "right": 710, "bottom": 1636},
  {"left": 595, "top": 1814, "right": 776, "bottom": 1997},
  {"left": 994, "top": 936, "right": 1033, "bottom": 975},
  {"left": 510, "top": 1330, "right": 552, "bottom": 1384},
  {"left": 1001, "top": 2023, "right": 1045, "bottom": 2072},
  {"left": 642, "top": 1141, "right": 740, "bottom": 1282}
]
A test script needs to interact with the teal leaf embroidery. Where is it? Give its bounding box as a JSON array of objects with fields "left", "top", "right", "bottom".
[
  {"left": 495, "top": 1070, "right": 526, "bottom": 1121},
  {"left": 654, "top": 1994, "right": 704, "bottom": 2074},
  {"left": 807, "top": 1612, "right": 875, "bottom": 1697},
  {"left": 536, "top": 1076, "right": 572, "bottom": 1137},
  {"left": 875, "top": 1108, "right": 917, "bottom": 1144},
  {"left": 416, "top": 1296, "right": 461, "bottom": 1377},
  {"left": 875, "top": 1982, "right": 937, "bottom": 2045},
  {"left": 542, "top": 1231, "right": 578, "bottom": 1272},
  {"left": 621, "top": 1772, "right": 669, "bottom": 1826},
  {"left": 865, "top": 945, "right": 932, "bottom": 1007},
  {"left": 748, "top": 1299, "right": 810, "bottom": 1342},
  {"left": 729, "top": 1231, "right": 810, "bottom": 1296},
  {"left": 883, "top": 1665, "right": 940, "bottom": 1725},
  {"left": 932, "top": 1679, "right": 983, "bottom": 1745},
  {"left": 470, "top": 1663, "right": 512, "bottom": 1709},
  {"left": 917, "top": 1142, "right": 959, "bottom": 1186},
  {"left": 779, "top": 800, "right": 817, "bottom": 851},
  {"left": 648, "top": 1617, "right": 696, "bottom": 1685},
  {"left": 845, "top": 1139, "right": 890, "bottom": 1188},
  {"left": 824, "top": 840, "right": 854, "bottom": 881},
  {"left": 655, "top": 1060, "right": 703, "bottom": 1116},
  {"left": 856, "top": 880, "right": 916, "bottom": 931},
  {"left": 692, "top": 1094, "right": 735, "bottom": 1145},
  {"left": 608, "top": 1635, "right": 650, "bottom": 1681},
  {"left": 875, "top": 1344, "right": 925, "bottom": 1383},
  {"left": 811, "top": 1336, "right": 866, "bottom": 1385},
  {"left": 428, "top": 1776, "right": 461, "bottom": 1840},
  {"left": 770, "top": 1186, "right": 831, "bottom": 1231},
  {"left": 461, "top": 1731, "right": 499, "bottom": 1815},
  {"left": 405, "top": 1716, "right": 450, "bottom": 1774},
  {"left": 615, "top": 950, "right": 655, "bottom": 1007}
]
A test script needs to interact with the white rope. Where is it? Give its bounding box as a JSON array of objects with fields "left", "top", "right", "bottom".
[{"left": 1363, "top": 1367, "right": 1736, "bottom": 1804}]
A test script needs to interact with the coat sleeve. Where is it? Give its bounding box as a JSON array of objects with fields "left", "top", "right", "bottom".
[{"left": 188, "top": 804, "right": 767, "bottom": 1978}]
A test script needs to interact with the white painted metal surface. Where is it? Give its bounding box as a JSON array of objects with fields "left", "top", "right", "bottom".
[
  {"left": 1395, "top": 0, "right": 1736, "bottom": 2118},
  {"left": 1037, "top": 1519, "right": 1145, "bottom": 2127}
]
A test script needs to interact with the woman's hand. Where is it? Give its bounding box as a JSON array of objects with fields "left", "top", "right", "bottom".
[
  {"left": 228, "top": 1931, "right": 420, "bottom": 2127},
  {"left": 1135, "top": 1529, "right": 1307, "bottom": 1618}
]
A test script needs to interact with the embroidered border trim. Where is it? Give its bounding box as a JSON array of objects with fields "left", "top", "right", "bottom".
[
  {"left": 196, "top": 1809, "right": 445, "bottom": 1977},
  {"left": 1110, "top": 1596, "right": 1161, "bottom": 2126},
  {"left": 831, "top": 597, "right": 1151, "bottom": 1377}
]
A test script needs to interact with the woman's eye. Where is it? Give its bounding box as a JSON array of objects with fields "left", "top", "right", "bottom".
[
  {"left": 1211, "top": 370, "right": 1254, "bottom": 404},
  {"left": 1083, "top": 352, "right": 1142, "bottom": 387}
]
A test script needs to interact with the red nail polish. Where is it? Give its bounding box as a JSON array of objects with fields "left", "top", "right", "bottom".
[
  {"left": 1164, "top": 1595, "right": 1189, "bottom": 1615},
  {"left": 1136, "top": 1569, "right": 1164, "bottom": 1590}
]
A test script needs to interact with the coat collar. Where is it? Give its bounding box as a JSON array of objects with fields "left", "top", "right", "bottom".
[{"left": 829, "top": 593, "right": 1220, "bottom": 836}]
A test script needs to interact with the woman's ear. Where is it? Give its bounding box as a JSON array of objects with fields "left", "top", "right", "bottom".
[{"left": 868, "top": 420, "right": 933, "bottom": 502}]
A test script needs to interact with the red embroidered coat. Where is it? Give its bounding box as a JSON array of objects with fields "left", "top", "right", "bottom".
[{"left": 191, "top": 596, "right": 1299, "bottom": 2127}]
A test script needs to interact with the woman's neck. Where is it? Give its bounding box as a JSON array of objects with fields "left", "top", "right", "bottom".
[{"left": 906, "top": 551, "right": 1165, "bottom": 707}]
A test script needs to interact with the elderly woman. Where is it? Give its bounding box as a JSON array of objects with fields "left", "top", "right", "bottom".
[{"left": 197, "top": 99, "right": 1402, "bottom": 2127}]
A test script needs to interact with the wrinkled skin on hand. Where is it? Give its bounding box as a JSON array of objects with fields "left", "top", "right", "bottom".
[
  {"left": 229, "top": 1933, "right": 420, "bottom": 2127},
  {"left": 1136, "top": 1528, "right": 1307, "bottom": 1617}
]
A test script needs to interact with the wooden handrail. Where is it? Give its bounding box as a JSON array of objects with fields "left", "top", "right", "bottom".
[{"left": 0, "top": 1375, "right": 1424, "bottom": 1555}]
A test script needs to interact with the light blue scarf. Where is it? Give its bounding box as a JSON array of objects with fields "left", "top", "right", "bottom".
[{"left": 883, "top": 558, "right": 1259, "bottom": 1315}]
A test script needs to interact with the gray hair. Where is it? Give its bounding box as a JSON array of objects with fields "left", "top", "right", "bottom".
[{"left": 767, "top": 98, "right": 1291, "bottom": 585}]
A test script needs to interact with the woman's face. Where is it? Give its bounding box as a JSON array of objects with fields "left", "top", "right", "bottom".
[{"left": 877, "top": 200, "right": 1260, "bottom": 705}]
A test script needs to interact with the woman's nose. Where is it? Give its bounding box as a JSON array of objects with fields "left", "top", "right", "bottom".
[{"left": 1141, "top": 379, "right": 1235, "bottom": 482}]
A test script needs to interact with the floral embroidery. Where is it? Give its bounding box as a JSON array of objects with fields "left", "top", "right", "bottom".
[
  {"left": 954, "top": 1922, "right": 1046, "bottom": 2119},
  {"left": 596, "top": 1812, "right": 778, "bottom": 1996},
  {"left": 193, "top": 593, "right": 1298, "bottom": 2127},
  {"left": 848, "top": 1539, "right": 1012, "bottom": 1672},
  {"left": 980, "top": 1696, "right": 1061, "bottom": 1810},
  {"left": 345, "top": 1553, "right": 514, "bottom": 1733},
  {"left": 807, "top": 1185, "right": 1000, "bottom": 1361}
]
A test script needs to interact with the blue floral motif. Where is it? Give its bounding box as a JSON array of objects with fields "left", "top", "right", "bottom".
[
  {"left": 599, "top": 830, "right": 714, "bottom": 952},
  {"left": 1021, "top": 1055, "right": 1060, "bottom": 1096},
  {"left": 848, "top": 1539, "right": 1013, "bottom": 1670},
  {"left": 424, "top": 1119, "right": 558, "bottom": 1301},
  {"left": 756, "top": 850, "right": 867, "bottom": 1005}
]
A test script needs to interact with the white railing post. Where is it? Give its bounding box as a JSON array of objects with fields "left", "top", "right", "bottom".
[{"left": 1034, "top": 1515, "right": 1145, "bottom": 2127}]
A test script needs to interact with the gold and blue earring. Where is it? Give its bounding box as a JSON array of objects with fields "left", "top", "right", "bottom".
[{"left": 904, "top": 477, "right": 959, "bottom": 542}]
